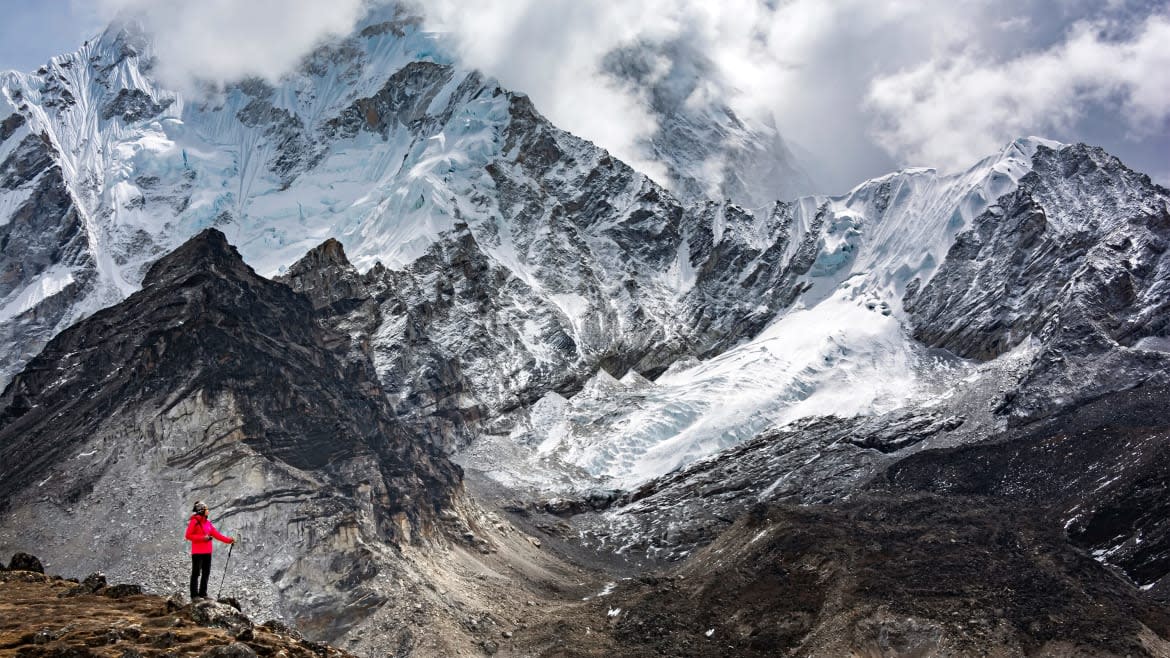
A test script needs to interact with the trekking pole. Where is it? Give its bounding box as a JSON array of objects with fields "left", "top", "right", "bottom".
[{"left": 217, "top": 542, "right": 234, "bottom": 600}]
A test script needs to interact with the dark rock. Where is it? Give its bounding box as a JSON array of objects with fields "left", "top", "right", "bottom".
[
  {"left": 906, "top": 144, "right": 1170, "bottom": 422},
  {"left": 191, "top": 599, "right": 252, "bottom": 631},
  {"left": 100, "top": 89, "right": 172, "bottom": 123},
  {"left": 152, "top": 632, "right": 177, "bottom": 648},
  {"left": 0, "top": 133, "right": 54, "bottom": 189},
  {"left": 8, "top": 553, "right": 44, "bottom": 573},
  {"left": 881, "top": 382, "right": 1170, "bottom": 597},
  {"left": 0, "top": 113, "right": 25, "bottom": 144},
  {"left": 82, "top": 572, "right": 107, "bottom": 592},
  {"left": 258, "top": 620, "right": 301, "bottom": 640},
  {"left": 234, "top": 96, "right": 317, "bottom": 187},
  {"left": 324, "top": 61, "right": 454, "bottom": 140},
  {"left": 481, "top": 640, "right": 499, "bottom": 655},
  {"left": 103, "top": 584, "right": 142, "bottom": 598},
  {"left": 198, "top": 643, "right": 257, "bottom": 658}
]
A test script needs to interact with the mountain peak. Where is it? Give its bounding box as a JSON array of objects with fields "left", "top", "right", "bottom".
[
  {"left": 141, "top": 228, "right": 253, "bottom": 288},
  {"left": 290, "top": 237, "right": 352, "bottom": 272}
]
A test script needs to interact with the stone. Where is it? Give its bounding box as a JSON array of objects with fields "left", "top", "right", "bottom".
[
  {"left": 104, "top": 584, "right": 143, "bottom": 598},
  {"left": 8, "top": 552, "right": 44, "bottom": 573},
  {"left": 191, "top": 599, "right": 253, "bottom": 631},
  {"left": 199, "top": 642, "right": 258, "bottom": 658},
  {"left": 82, "top": 572, "right": 107, "bottom": 592},
  {"left": 258, "top": 620, "right": 301, "bottom": 640}
]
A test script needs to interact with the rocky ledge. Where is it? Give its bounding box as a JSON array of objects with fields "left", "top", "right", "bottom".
[{"left": 0, "top": 558, "right": 355, "bottom": 658}]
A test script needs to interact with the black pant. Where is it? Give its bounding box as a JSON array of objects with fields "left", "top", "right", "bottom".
[{"left": 191, "top": 553, "right": 212, "bottom": 598}]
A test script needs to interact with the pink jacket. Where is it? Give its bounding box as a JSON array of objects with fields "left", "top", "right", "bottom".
[{"left": 185, "top": 514, "right": 232, "bottom": 554}]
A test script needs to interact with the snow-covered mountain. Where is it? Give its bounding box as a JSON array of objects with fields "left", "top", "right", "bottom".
[
  {"left": 0, "top": 6, "right": 815, "bottom": 393},
  {"left": 4, "top": 3, "right": 1168, "bottom": 483},
  {"left": 460, "top": 137, "right": 1066, "bottom": 488},
  {"left": 3, "top": 6, "right": 1170, "bottom": 652}
]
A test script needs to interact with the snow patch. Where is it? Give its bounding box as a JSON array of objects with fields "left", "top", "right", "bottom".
[{"left": 0, "top": 268, "right": 76, "bottom": 323}]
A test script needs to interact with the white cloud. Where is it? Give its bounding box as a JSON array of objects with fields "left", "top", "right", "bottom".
[
  {"left": 408, "top": 0, "right": 1023, "bottom": 190},
  {"left": 412, "top": 0, "right": 1170, "bottom": 189},
  {"left": 83, "top": 0, "right": 1170, "bottom": 190},
  {"left": 97, "top": 0, "right": 368, "bottom": 92},
  {"left": 412, "top": 0, "right": 694, "bottom": 184},
  {"left": 866, "top": 12, "right": 1170, "bottom": 171}
]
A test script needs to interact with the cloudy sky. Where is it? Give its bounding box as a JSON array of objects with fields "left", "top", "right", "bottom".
[{"left": 2, "top": 0, "right": 1166, "bottom": 192}]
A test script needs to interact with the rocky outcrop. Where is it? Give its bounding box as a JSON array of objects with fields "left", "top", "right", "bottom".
[
  {"left": 100, "top": 88, "right": 173, "bottom": 122},
  {"left": 0, "top": 229, "right": 460, "bottom": 532}
]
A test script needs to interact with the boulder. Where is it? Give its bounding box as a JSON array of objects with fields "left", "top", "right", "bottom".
[
  {"left": 82, "top": 572, "right": 108, "bottom": 592},
  {"left": 103, "top": 584, "right": 143, "bottom": 598},
  {"left": 191, "top": 599, "right": 253, "bottom": 632},
  {"left": 199, "top": 642, "right": 258, "bottom": 658},
  {"left": 8, "top": 552, "right": 44, "bottom": 573}
]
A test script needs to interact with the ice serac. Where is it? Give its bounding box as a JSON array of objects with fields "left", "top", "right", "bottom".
[{"left": 0, "top": 229, "right": 462, "bottom": 634}]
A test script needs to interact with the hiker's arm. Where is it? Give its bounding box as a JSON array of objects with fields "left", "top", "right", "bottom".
[
  {"left": 184, "top": 519, "right": 201, "bottom": 542},
  {"left": 208, "top": 525, "right": 233, "bottom": 543}
]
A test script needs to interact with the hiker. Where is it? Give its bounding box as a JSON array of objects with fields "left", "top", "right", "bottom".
[{"left": 185, "top": 500, "right": 234, "bottom": 600}]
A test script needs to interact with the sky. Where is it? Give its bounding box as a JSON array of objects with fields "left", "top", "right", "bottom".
[{"left": 0, "top": 0, "right": 1166, "bottom": 193}]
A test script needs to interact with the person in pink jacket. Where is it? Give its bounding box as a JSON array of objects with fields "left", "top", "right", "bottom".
[{"left": 185, "top": 500, "right": 234, "bottom": 600}]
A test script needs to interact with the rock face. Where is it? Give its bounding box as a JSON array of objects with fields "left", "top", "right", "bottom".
[
  {"left": 0, "top": 124, "right": 97, "bottom": 388},
  {"left": 0, "top": 229, "right": 462, "bottom": 635}
]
